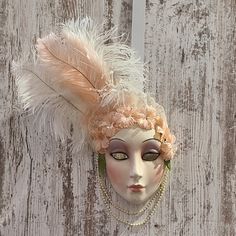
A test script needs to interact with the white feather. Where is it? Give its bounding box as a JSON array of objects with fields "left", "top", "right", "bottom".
[
  {"left": 64, "top": 18, "right": 147, "bottom": 107},
  {"left": 14, "top": 17, "right": 152, "bottom": 151},
  {"left": 13, "top": 62, "right": 87, "bottom": 152}
]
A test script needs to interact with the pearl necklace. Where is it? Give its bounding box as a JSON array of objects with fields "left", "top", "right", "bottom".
[{"left": 97, "top": 160, "right": 169, "bottom": 227}]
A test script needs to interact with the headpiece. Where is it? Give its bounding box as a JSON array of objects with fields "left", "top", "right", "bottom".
[{"left": 14, "top": 17, "right": 175, "bottom": 160}]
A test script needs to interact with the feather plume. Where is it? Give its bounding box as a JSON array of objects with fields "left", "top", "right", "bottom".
[
  {"left": 63, "top": 18, "right": 146, "bottom": 108},
  {"left": 13, "top": 62, "right": 88, "bottom": 151},
  {"left": 14, "top": 17, "right": 148, "bottom": 151},
  {"left": 36, "top": 32, "right": 108, "bottom": 106}
]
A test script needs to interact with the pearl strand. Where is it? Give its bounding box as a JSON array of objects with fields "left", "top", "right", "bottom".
[
  {"left": 96, "top": 159, "right": 169, "bottom": 226},
  {"left": 98, "top": 174, "right": 159, "bottom": 215}
]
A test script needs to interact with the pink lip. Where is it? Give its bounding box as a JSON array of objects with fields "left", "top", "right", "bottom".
[{"left": 128, "top": 184, "right": 145, "bottom": 192}]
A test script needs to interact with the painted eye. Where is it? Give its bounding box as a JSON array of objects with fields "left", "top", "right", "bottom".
[
  {"left": 142, "top": 152, "right": 160, "bottom": 161},
  {"left": 111, "top": 152, "right": 128, "bottom": 160}
]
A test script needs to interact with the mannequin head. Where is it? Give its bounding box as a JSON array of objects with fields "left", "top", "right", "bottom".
[{"left": 105, "top": 127, "right": 165, "bottom": 204}]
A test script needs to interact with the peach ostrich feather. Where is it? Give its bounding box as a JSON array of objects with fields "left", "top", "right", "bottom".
[{"left": 13, "top": 17, "right": 175, "bottom": 158}]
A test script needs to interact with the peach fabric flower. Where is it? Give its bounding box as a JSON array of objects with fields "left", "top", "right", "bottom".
[{"left": 87, "top": 104, "right": 176, "bottom": 160}]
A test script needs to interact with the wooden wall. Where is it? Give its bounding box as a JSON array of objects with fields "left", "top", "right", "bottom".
[{"left": 0, "top": 0, "right": 235, "bottom": 235}]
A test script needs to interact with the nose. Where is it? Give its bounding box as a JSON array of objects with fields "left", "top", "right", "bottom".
[{"left": 129, "top": 153, "right": 143, "bottom": 181}]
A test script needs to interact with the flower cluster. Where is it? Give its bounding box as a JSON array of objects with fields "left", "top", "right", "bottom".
[{"left": 87, "top": 105, "right": 175, "bottom": 160}]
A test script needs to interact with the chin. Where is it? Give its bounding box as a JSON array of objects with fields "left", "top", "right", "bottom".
[{"left": 124, "top": 192, "right": 150, "bottom": 205}]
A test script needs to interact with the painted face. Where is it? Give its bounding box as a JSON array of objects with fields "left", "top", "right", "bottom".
[{"left": 105, "top": 128, "right": 165, "bottom": 204}]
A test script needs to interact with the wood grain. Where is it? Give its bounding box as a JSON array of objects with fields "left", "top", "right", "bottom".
[{"left": 0, "top": 0, "right": 235, "bottom": 235}]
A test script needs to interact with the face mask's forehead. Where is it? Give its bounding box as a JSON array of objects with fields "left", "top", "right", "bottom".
[{"left": 111, "top": 128, "right": 156, "bottom": 146}]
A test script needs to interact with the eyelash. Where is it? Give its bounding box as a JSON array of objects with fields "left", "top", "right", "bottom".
[
  {"left": 142, "top": 152, "right": 160, "bottom": 161},
  {"left": 110, "top": 151, "right": 161, "bottom": 161},
  {"left": 110, "top": 152, "right": 128, "bottom": 160}
]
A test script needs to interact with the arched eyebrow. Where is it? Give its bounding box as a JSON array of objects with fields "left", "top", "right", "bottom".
[
  {"left": 142, "top": 138, "right": 161, "bottom": 143},
  {"left": 109, "top": 138, "right": 126, "bottom": 143}
]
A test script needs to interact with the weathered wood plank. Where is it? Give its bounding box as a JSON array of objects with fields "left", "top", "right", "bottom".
[
  {"left": 0, "top": 1, "right": 104, "bottom": 236},
  {"left": 144, "top": 1, "right": 235, "bottom": 235},
  {"left": 218, "top": 1, "right": 236, "bottom": 235},
  {"left": 0, "top": 0, "right": 235, "bottom": 235}
]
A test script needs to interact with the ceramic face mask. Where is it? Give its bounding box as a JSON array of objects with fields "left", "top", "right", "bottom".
[
  {"left": 15, "top": 18, "right": 176, "bottom": 226},
  {"left": 15, "top": 17, "right": 175, "bottom": 158},
  {"left": 105, "top": 127, "right": 165, "bottom": 204}
]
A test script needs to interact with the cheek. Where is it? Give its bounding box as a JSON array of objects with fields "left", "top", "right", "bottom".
[
  {"left": 153, "top": 167, "right": 164, "bottom": 183},
  {"left": 147, "top": 163, "right": 165, "bottom": 184},
  {"left": 106, "top": 160, "right": 128, "bottom": 186},
  {"left": 106, "top": 162, "right": 121, "bottom": 183}
]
